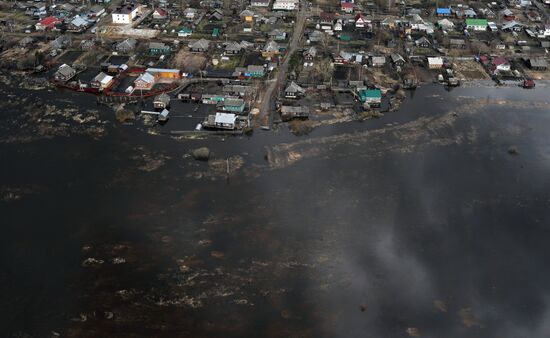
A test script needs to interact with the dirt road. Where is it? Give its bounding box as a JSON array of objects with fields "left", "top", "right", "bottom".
[{"left": 257, "top": 4, "right": 309, "bottom": 128}]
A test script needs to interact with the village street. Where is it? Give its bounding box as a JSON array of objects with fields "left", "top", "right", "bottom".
[{"left": 258, "top": 2, "right": 310, "bottom": 128}]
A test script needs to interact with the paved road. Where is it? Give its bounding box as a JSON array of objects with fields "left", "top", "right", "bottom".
[{"left": 257, "top": 4, "right": 309, "bottom": 128}]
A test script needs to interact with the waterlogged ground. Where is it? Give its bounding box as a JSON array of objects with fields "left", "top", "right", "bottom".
[{"left": 2, "top": 77, "right": 550, "bottom": 338}]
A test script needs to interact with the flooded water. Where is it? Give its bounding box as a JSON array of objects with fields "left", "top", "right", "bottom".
[{"left": 2, "top": 79, "right": 550, "bottom": 337}]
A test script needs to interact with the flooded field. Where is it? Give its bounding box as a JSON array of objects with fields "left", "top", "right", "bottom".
[{"left": 1, "top": 75, "right": 550, "bottom": 337}]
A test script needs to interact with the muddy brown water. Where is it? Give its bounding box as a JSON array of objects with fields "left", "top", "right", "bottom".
[{"left": 1, "top": 79, "right": 550, "bottom": 337}]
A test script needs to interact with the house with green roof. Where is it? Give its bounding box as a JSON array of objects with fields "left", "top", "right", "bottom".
[
  {"left": 465, "top": 19, "right": 488, "bottom": 31},
  {"left": 178, "top": 27, "right": 193, "bottom": 37},
  {"left": 359, "top": 89, "right": 382, "bottom": 106}
]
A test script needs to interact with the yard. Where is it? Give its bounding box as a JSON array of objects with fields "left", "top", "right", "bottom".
[{"left": 169, "top": 49, "right": 208, "bottom": 73}]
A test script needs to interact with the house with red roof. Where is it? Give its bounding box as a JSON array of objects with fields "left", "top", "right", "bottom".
[
  {"left": 491, "top": 57, "right": 510, "bottom": 73},
  {"left": 153, "top": 8, "right": 169, "bottom": 20},
  {"left": 35, "top": 16, "right": 62, "bottom": 31},
  {"left": 355, "top": 13, "right": 368, "bottom": 28},
  {"left": 341, "top": 2, "right": 354, "bottom": 13}
]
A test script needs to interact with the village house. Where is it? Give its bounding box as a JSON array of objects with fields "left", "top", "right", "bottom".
[
  {"left": 225, "top": 42, "right": 243, "bottom": 55},
  {"left": 449, "top": 39, "right": 466, "bottom": 49},
  {"left": 54, "top": 64, "right": 76, "bottom": 82},
  {"left": 284, "top": 81, "right": 305, "bottom": 98},
  {"left": 457, "top": 8, "right": 477, "bottom": 18},
  {"left": 528, "top": 57, "right": 548, "bottom": 70},
  {"left": 209, "top": 9, "right": 224, "bottom": 21},
  {"left": 35, "top": 16, "right": 62, "bottom": 31},
  {"left": 251, "top": 0, "right": 270, "bottom": 7},
  {"left": 371, "top": 56, "right": 386, "bottom": 67},
  {"left": 502, "top": 21, "right": 523, "bottom": 32},
  {"left": 320, "top": 12, "right": 335, "bottom": 26},
  {"left": 359, "top": 89, "right": 381, "bottom": 106},
  {"left": 491, "top": 39, "right": 506, "bottom": 50},
  {"left": 355, "top": 13, "right": 368, "bottom": 28},
  {"left": 145, "top": 68, "right": 181, "bottom": 80},
  {"left": 153, "top": 93, "right": 170, "bottom": 109},
  {"left": 391, "top": 53, "right": 406, "bottom": 67},
  {"left": 303, "top": 46, "right": 317, "bottom": 61},
  {"left": 280, "top": 106, "right": 309, "bottom": 121},
  {"left": 268, "top": 29, "right": 287, "bottom": 41},
  {"left": 415, "top": 36, "right": 431, "bottom": 48},
  {"left": 67, "top": 15, "right": 90, "bottom": 32},
  {"left": 478, "top": 8, "right": 496, "bottom": 19},
  {"left": 501, "top": 8, "right": 515, "bottom": 21},
  {"left": 91, "top": 72, "right": 114, "bottom": 90},
  {"left": 112, "top": 3, "right": 141, "bottom": 24},
  {"left": 18, "top": 36, "right": 35, "bottom": 48},
  {"left": 153, "top": 8, "right": 169, "bottom": 20},
  {"left": 149, "top": 42, "right": 171, "bottom": 55},
  {"left": 211, "top": 113, "right": 237, "bottom": 129},
  {"left": 438, "top": 18, "right": 455, "bottom": 30},
  {"left": 50, "top": 35, "right": 71, "bottom": 49},
  {"left": 240, "top": 10, "right": 255, "bottom": 22},
  {"left": 183, "top": 8, "right": 198, "bottom": 20},
  {"left": 223, "top": 98, "right": 246, "bottom": 113},
  {"left": 491, "top": 57, "right": 511, "bottom": 73},
  {"left": 273, "top": 0, "right": 298, "bottom": 10},
  {"left": 223, "top": 85, "right": 256, "bottom": 97},
  {"left": 178, "top": 27, "right": 193, "bottom": 37},
  {"left": 465, "top": 18, "right": 487, "bottom": 31},
  {"left": 189, "top": 39, "right": 210, "bottom": 52},
  {"left": 242, "top": 65, "right": 265, "bottom": 77},
  {"left": 427, "top": 57, "right": 444, "bottom": 69},
  {"left": 80, "top": 39, "right": 95, "bottom": 51},
  {"left": 262, "top": 40, "right": 280, "bottom": 58},
  {"left": 540, "top": 24, "right": 550, "bottom": 37},
  {"left": 88, "top": 5, "right": 106, "bottom": 19},
  {"left": 134, "top": 72, "right": 155, "bottom": 91},
  {"left": 341, "top": 2, "right": 354, "bottom": 13},
  {"left": 116, "top": 38, "right": 137, "bottom": 53},
  {"left": 436, "top": 8, "right": 451, "bottom": 17}
]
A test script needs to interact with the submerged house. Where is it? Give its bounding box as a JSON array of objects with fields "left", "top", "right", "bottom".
[
  {"left": 54, "top": 64, "right": 76, "bottom": 82},
  {"left": 223, "top": 98, "right": 246, "bottom": 113},
  {"left": 91, "top": 72, "right": 114, "bottom": 90},
  {"left": 134, "top": 72, "right": 156, "bottom": 90},
  {"left": 154, "top": 93, "right": 171, "bottom": 109}
]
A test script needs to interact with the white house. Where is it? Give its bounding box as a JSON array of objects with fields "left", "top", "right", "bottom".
[
  {"left": 273, "top": 0, "right": 298, "bottom": 10},
  {"left": 251, "top": 0, "right": 270, "bottom": 7},
  {"left": 112, "top": 3, "right": 141, "bottom": 24},
  {"left": 427, "top": 57, "right": 444, "bottom": 69}
]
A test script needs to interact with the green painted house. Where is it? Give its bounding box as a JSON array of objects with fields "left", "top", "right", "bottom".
[
  {"left": 178, "top": 27, "right": 193, "bottom": 37},
  {"left": 212, "top": 27, "right": 220, "bottom": 37},
  {"left": 149, "top": 42, "right": 171, "bottom": 55},
  {"left": 465, "top": 19, "right": 488, "bottom": 31},
  {"left": 223, "top": 98, "right": 245, "bottom": 113},
  {"left": 359, "top": 89, "right": 382, "bottom": 105}
]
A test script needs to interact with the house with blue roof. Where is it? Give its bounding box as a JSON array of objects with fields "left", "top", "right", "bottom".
[{"left": 436, "top": 8, "right": 451, "bottom": 17}]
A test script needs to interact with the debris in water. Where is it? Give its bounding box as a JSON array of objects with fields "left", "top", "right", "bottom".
[
  {"left": 433, "top": 299, "right": 448, "bottom": 312},
  {"left": 507, "top": 146, "right": 519, "bottom": 155},
  {"left": 112, "top": 257, "right": 126, "bottom": 265},
  {"left": 192, "top": 147, "right": 210, "bottom": 161},
  {"left": 406, "top": 327, "right": 421, "bottom": 337},
  {"left": 82, "top": 258, "right": 104, "bottom": 267},
  {"left": 459, "top": 308, "right": 479, "bottom": 328}
]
